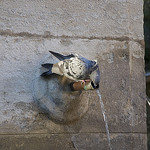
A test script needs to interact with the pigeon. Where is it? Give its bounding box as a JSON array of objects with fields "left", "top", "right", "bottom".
[{"left": 41, "top": 51, "right": 100, "bottom": 89}]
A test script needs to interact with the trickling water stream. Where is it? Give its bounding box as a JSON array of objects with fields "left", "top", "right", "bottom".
[{"left": 97, "top": 89, "right": 112, "bottom": 150}]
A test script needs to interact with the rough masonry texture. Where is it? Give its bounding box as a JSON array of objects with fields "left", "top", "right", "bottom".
[{"left": 0, "top": 0, "right": 147, "bottom": 150}]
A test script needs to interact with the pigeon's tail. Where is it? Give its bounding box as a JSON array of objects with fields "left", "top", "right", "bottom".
[
  {"left": 41, "top": 63, "right": 53, "bottom": 76},
  {"left": 41, "top": 71, "right": 53, "bottom": 76},
  {"left": 42, "top": 63, "right": 53, "bottom": 70},
  {"left": 49, "top": 51, "right": 74, "bottom": 60}
]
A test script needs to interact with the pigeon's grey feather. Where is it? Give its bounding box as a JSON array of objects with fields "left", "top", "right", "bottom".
[
  {"left": 49, "top": 51, "right": 75, "bottom": 61},
  {"left": 41, "top": 51, "right": 100, "bottom": 88}
]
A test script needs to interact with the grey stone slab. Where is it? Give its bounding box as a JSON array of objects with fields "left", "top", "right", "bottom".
[
  {"left": 0, "top": 133, "right": 146, "bottom": 150},
  {"left": 127, "top": 0, "right": 144, "bottom": 39},
  {"left": 128, "top": 41, "right": 147, "bottom": 132},
  {"left": 0, "top": 134, "right": 75, "bottom": 150},
  {"left": 0, "top": 36, "right": 146, "bottom": 134},
  {"left": 0, "top": 0, "right": 146, "bottom": 149},
  {"left": 72, "top": 133, "right": 147, "bottom": 150},
  {"left": 0, "top": 0, "right": 143, "bottom": 39}
]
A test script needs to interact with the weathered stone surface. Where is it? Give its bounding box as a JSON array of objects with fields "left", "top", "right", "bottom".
[
  {"left": 0, "top": 133, "right": 146, "bottom": 150},
  {"left": 0, "top": 0, "right": 143, "bottom": 39},
  {"left": 128, "top": 0, "right": 144, "bottom": 39},
  {"left": 0, "top": 36, "right": 146, "bottom": 135},
  {"left": 0, "top": 134, "right": 75, "bottom": 150},
  {"left": 0, "top": 0, "right": 146, "bottom": 149},
  {"left": 129, "top": 41, "right": 146, "bottom": 132},
  {"left": 72, "top": 133, "right": 147, "bottom": 150}
]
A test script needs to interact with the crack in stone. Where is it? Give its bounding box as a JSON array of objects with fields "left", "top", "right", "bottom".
[{"left": 0, "top": 29, "right": 144, "bottom": 47}]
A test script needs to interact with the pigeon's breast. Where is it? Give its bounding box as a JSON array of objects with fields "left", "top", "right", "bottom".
[{"left": 63, "top": 58, "right": 87, "bottom": 81}]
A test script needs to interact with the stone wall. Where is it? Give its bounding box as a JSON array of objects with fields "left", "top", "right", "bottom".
[{"left": 0, "top": 0, "right": 147, "bottom": 150}]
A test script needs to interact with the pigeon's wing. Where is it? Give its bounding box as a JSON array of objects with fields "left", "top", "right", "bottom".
[
  {"left": 78, "top": 56, "right": 97, "bottom": 72},
  {"left": 61, "top": 57, "right": 89, "bottom": 81},
  {"left": 49, "top": 51, "right": 75, "bottom": 61}
]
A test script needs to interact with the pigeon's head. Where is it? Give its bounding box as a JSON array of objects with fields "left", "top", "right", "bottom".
[{"left": 90, "top": 66, "right": 100, "bottom": 89}]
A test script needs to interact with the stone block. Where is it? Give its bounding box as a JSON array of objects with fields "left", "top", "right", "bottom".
[
  {"left": 0, "top": 0, "right": 143, "bottom": 39},
  {"left": 0, "top": 36, "right": 146, "bottom": 135},
  {"left": 0, "top": 133, "right": 146, "bottom": 150},
  {"left": 72, "top": 133, "right": 147, "bottom": 150},
  {"left": 0, "top": 134, "right": 75, "bottom": 150},
  {"left": 0, "top": 0, "right": 146, "bottom": 149}
]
